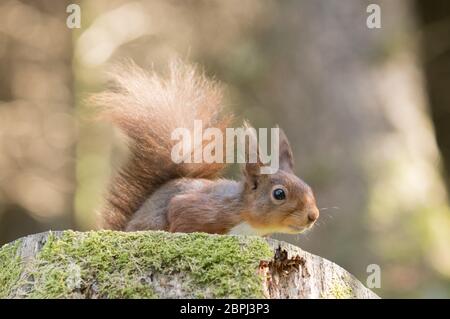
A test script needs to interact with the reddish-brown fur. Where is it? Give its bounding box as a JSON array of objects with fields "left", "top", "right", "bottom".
[{"left": 92, "top": 60, "right": 319, "bottom": 235}]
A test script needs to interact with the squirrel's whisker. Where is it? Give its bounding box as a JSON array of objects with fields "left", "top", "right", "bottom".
[{"left": 319, "top": 206, "right": 339, "bottom": 211}]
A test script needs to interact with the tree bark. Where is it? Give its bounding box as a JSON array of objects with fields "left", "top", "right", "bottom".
[
  {"left": 261, "top": 238, "right": 379, "bottom": 299},
  {"left": 0, "top": 231, "right": 378, "bottom": 299}
]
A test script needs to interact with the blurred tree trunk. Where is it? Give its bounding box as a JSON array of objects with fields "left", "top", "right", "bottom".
[
  {"left": 0, "top": 0, "right": 76, "bottom": 245},
  {"left": 415, "top": 1, "right": 450, "bottom": 191}
]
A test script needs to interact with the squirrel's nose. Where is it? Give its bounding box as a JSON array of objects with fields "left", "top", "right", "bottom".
[{"left": 307, "top": 208, "right": 319, "bottom": 223}]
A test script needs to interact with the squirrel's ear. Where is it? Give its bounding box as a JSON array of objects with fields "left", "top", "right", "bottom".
[
  {"left": 278, "top": 128, "right": 295, "bottom": 173},
  {"left": 242, "top": 121, "right": 262, "bottom": 189},
  {"left": 243, "top": 162, "right": 261, "bottom": 189}
]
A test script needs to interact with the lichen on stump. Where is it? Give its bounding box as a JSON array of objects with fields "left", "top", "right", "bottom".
[{"left": 0, "top": 230, "right": 379, "bottom": 299}]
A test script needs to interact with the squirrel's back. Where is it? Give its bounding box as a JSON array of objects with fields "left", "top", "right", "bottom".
[{"left": 91, "top": 60, "right": 231, "bottom": 229}]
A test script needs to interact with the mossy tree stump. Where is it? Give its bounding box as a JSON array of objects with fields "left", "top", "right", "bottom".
[{"left": 0, "top": 231, "right": 379, "bottom": 299}]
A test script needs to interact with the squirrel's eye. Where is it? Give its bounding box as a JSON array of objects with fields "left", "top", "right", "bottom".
[{"left": 273, "top": 188, "right": 286, "bottom": 201}]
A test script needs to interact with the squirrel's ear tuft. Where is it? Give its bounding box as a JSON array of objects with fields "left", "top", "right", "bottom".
[{"left": 278, "top": 128, "right": 295, "bottom": 173}]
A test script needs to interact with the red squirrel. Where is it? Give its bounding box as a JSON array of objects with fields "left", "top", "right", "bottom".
[{"left": 92, "top": 60, "right": 319, "bottom": 236}]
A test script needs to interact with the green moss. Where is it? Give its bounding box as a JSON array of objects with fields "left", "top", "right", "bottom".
[
  {"left": 2, "top": 231, "right": 272, "bottom": 299},
  {"left": 0, "top": 239, "right": 23, "bottom": 298},
  {"left": 328, "top": 278, "right": 354, "bottom": 299}
]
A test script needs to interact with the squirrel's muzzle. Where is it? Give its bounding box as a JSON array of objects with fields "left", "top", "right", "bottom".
[{"left": 307, "top": 207, "right": 320, "bottom": 223}]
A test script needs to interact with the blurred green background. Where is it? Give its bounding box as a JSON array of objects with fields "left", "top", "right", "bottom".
[{"left": 1, "top": 0, "right": 450, "bottom": 298}]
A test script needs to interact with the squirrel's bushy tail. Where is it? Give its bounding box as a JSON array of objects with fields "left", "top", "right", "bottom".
[{"left": 91, "top": 60, "right": 231, "bottom": 229}]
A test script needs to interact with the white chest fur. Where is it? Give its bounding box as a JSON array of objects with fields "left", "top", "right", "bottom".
[{"left": 227, "top": 222, "right": 280, "bottom": 236}]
